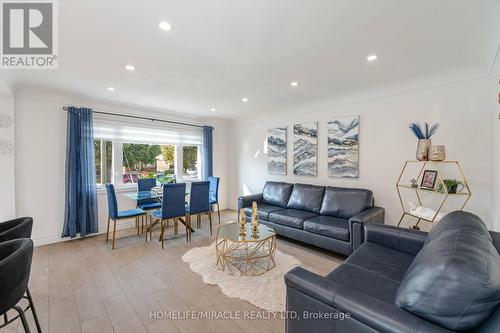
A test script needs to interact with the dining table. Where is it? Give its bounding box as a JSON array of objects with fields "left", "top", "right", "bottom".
[{"left": 122, "top": 189, "right": 195, "bottom": 234}]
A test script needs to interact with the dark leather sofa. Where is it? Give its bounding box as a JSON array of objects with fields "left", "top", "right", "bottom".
[
  {"left": 284, "top": 211, "right": 500, "bottom": 333},
  {"left": 238, "top": 181, "right": 385, "bottom": 256}
]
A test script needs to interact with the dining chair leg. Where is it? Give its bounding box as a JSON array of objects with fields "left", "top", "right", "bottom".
[
  {"left": 150, "top": 218, "right": 154, "bottom": 241},
  {"left": 185, "top": 215, "right": 189, "bottom": 242},
  {"left": 160, "top": 219, "right": 165, "bottom": 250},
  {"left": 174, "top": 219, "right": 178, "bottom": 235},
  {"left": 136, "top": 217, "right": 140, "bottom": 235},
  {"left": 216, "top": 202, "right": 221, "bottom": 224},
  {"left": 106, "top": 217, "right": 110, "bottom": 242},
  {"left": 26, "top": 288, "right": 42, "bottom": 333},
  {"left": 13, "top": 305, "right": 31, "bottom": 333},
  {"left": 112, "top": 219, "right": 117, "bottom": 249},
  {"left": 141, "top": 215, "right": 144, "bottom": 234},
  {"left": 208, "top": 211, "right": 213, "bottom": 235},
  {"left": 197, "top": 213, "right": 201, "bottom": 229}
]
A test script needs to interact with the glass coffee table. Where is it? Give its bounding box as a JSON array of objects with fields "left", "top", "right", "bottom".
[{"left": 215, "top": 222, "right": 277, "bottom": 276}]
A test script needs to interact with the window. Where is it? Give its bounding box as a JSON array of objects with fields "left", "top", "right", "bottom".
[
  {"left": 122, "top": 143, "right": 176, "bottom": 184},
  {"left": 183, "top": 146, "right": 199, "bottom": 181},
  {"left": 93, "top": 114, "right": 203, "bottom": 187},
  {"left": 94, "top": 140, "right": 112, "bottom": 185}
]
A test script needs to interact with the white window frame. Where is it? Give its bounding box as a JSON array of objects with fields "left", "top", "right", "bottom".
[{"left": 95, "top": 141, "right": 202, "bottom": 191}]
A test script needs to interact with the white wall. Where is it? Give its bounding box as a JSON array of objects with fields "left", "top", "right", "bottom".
[
  {"left": 13, "top": 87, "right": 233, "bottom": 245},
  {"left": 0, "top": 94, "right": 15, "bottom": 220},
  {"left": 229, "top": 77, "right": 495, "bottom": 229}
]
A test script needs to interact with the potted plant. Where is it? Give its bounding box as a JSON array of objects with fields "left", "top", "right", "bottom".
[
  {"left": 436, "top": 179, "right": 465, "bottom": 194},
  {"left": 409, "top": 122, "right": 439, "bottom": 161}
]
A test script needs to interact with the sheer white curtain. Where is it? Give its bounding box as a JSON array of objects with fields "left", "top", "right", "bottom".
[{"left": 93, "top": 114, "right": 202, "bottom": 145}]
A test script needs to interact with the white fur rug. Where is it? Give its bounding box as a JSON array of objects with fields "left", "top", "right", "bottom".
[{"left": 182, "top": 242, "right": 302, "bottom": 312}]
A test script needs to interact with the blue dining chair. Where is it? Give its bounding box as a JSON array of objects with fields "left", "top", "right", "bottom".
[
  {"left": 187, "top": 181, "right": 211, "bottom": 238},
  {"left": 105, "top": 183, "right": 147, "bottom": 249},
  {"left": 137, "top": 178, "right": 161, "bottom": 232},
  {"left": 208, "top": 176, "right": 220, "bottom": 225},
  {"left": 150, "top": 183, "right": 187, "bottom": 249}
]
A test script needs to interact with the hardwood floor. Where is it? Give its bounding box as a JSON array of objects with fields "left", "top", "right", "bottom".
[{"left": 1, "top": 210, "right": 344, "bottom": 333}]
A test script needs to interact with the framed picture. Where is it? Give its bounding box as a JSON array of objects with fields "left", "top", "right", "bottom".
[
  {"left": 267, "top": 127, "right": 287, "bottom": 175},
  {"left": 328, "top": 115, "right": 359, "bottom": 178},
  {"left": 421, "top": 170, "right": 438, "bottom": 190},
  {"left": 293, "top": 122, "right": 318, "bottom": 176}
]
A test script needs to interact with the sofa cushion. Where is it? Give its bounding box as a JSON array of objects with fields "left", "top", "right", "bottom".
[
  {"left": 262, "top": 181, "right": 294, "bottom": 208},
  {"left": 243, "top": 204, "right": 283, "bottom": 221},
  {"left": 395, "top": 211, "right": 500, "bottom": 331},
  {"left": 320, "top": 187, "right": 373, "bottom": 219},
  {"left": 303, "top": 216, "right": 349, "bottom": 241},
  {"left": 345, "top": 242, "right": 415, "bottom": 283},
  {"left": 286, "top": 184, "right": 325, "bottom": 213},
  {"left": 326, "top": 264, "right": 400, "bottom": 304},
  {"left": 269, "top": 209, "right": 318, "bottom": 229}
]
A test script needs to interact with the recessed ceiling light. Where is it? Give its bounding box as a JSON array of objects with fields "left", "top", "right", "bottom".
[
  {"left": 366, "top": 54, "right": 378, "bottom": 62},
  {"left": 241, "top": 97, "right": 248, "bottom": 102},
  {"left": 159, "top": 21, "right": 172, "bottom": 31},
  {"left": 125, "top": 64, "right": 135, "bottom": 71},
  {"left": 290, "top": 81, "right": 299, "bottom": 87},
  {"left": 210, "top": 108, "right": 216, "bottom": 112},
  {"left": 107, "top": 87, "right": 115, "bottom": 92}
]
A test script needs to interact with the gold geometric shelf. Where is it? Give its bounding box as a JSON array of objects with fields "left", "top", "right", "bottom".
[{"left": 396, "top": 160, "right": 471, "bottom": 230}]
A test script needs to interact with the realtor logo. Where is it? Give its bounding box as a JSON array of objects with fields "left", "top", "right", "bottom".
[{"left": 1, "top": 0, "right": 58, "bottom": 69}]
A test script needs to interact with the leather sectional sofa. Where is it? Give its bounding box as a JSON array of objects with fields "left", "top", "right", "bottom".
[
  {"left": 237, "top": 181, "right": 385, "bottom": 256},
  {"left": 284, "top": 211, "right": 500, "bottom": 333}
]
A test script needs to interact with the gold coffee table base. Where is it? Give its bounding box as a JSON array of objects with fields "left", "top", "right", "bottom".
[{"left": 215, "top": 223, "right": 276, "bottom": 276}]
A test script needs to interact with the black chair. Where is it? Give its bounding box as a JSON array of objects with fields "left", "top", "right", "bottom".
[
  {"left": 0, "top": 217, "right": 33, "bottom": 243},
  {"left": 0, "top": 217, "right": 41, "bottom": 333},
  {"left": 0, "top": 239, "right": 41, "bottom": 333}
]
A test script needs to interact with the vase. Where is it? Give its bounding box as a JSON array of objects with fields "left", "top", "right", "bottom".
[
  {"left": 416, "top": 139, "right": 431, "bottom": 161},
  {"left": 429, "top": 145, "right": 446, "bottom": 161}
]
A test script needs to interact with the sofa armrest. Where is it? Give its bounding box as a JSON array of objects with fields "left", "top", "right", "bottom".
[
  {"left": 364, "top": 224, "right": 428, "bottom": 256},
  {"left": 349, "top": 207, "right": 385, "bottom": 250},
  {"left": 237, "top": 193, "right": 264, "bottom": 211},
  {"left": 350, "top": 206, "right": 385, "bottom": 225},
  {"left": 284, "top": 267, "right": 343, "bottom": 307}
]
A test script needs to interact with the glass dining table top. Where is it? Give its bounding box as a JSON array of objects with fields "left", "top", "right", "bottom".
[
  {"left": 122, "top": 191, "right": 162, "bottom": 201},
  {"left": 122, "top": 190, "right": 189, "bottom": 201}
]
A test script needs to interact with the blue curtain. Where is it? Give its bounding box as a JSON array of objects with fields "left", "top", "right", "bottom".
[
  {"left": 62, "top": 107, "right": 98, "bottom": 238},
  {"left": 202, "top": 126, "right": 214, "bottom": 180}
]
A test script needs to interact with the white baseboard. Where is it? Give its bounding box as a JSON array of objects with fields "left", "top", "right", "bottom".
[
  {"left": 33, "top": 221, "right": 136, "bottom": 247},
  {"left": 33, "top": 207, "right": 234, "bottom": 247}
]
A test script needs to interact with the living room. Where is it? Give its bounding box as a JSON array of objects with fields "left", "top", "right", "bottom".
[{"left": 1, "top": 1, "right": 500, "bottom": 333}]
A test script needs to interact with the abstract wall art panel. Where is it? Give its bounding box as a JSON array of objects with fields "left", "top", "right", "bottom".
[
  {"left": 267, "top": 127, "right": 287, "bottom": 175},
  {"left": 293, "top": 122, "right": 317, "bottom": 176},
  {"left": 328, "top": 116, "right": 359, "bottom": 178}
]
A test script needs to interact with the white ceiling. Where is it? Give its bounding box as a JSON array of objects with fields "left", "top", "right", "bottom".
[{"left": 1, "top": 0, "right": 500, "bottom": 118}]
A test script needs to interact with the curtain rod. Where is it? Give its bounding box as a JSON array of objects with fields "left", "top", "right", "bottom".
[{"left": 62, "top": 105, "right": 207, "bottom": 129}]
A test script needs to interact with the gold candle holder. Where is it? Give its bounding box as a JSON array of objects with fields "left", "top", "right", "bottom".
[
  {"left": 251, "top": 201, "right": 259, "bottom": 234},
  {"left": 239, "top": 208, "right": 246, "bottom": 236}
]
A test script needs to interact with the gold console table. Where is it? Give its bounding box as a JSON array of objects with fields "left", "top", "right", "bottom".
[{"left": 396, "top": 160, "right": 471, "bottom": 230}]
